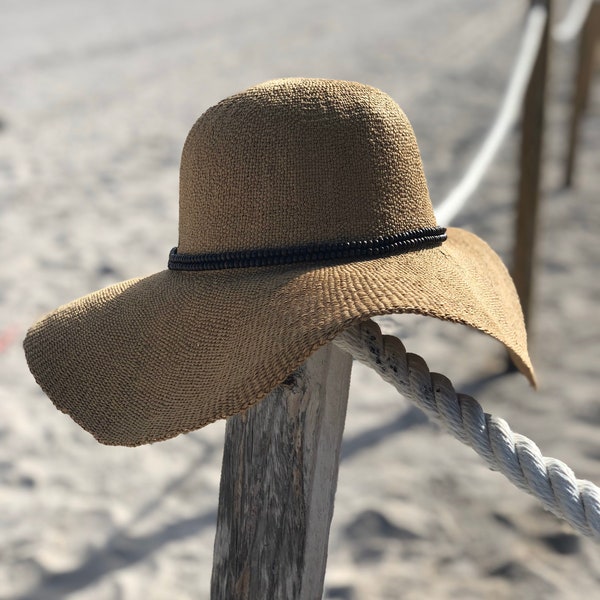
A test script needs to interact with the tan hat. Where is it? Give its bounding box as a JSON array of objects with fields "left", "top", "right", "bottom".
[{"left": 24, "top": 78, "right": 534, "bottom": 447}]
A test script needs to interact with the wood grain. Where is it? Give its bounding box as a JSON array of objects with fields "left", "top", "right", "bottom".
[{"left": 211, "top": 343, "right": 353, "bottom": 600}]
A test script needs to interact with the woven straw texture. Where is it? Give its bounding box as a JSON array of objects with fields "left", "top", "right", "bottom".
[{"left": 24, "top": 78, "right": 534, "bottom": 446}]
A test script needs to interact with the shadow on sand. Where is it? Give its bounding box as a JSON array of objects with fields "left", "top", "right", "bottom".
[{"left": 18, "top": 367, "right": 511, "bottom": 599}]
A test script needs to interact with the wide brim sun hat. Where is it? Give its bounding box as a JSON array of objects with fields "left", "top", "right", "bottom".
[{"left": 24, "top": 78, "right": 535, "bottom": 447}]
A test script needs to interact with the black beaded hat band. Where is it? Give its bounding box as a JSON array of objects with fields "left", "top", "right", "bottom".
[{"left": 168, "top": 226, "right": 447, "bottom": 271}]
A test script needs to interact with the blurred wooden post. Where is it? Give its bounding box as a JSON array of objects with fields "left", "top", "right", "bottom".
[
  {"left": 211, "top": 344, "right": 353, "bottom": 600},
  {"left": 565, "top": 0, "right": 600, "bottom": 187},
  {"left": 512, "top": 0, "right": 551, "bottom": 330}
]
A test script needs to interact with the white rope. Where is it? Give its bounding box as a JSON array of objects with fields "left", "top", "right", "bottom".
[
  {"left": 553, "top": 0, "right": 593, "bottom": 42},
  {"left": 333, "top": 319, "right": 600, "bottom": 540},
  {"left": 434, "top": 5, "right": 548, "bottom": 227}
]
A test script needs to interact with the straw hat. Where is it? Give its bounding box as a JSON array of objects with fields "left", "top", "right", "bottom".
[{"left": 24, "top": 78, "right": 534, "bottom": 447}]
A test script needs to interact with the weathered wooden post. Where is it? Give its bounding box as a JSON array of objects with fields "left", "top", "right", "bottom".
[
  {"left": 565, "top": 0, "right": 600, "bottom": 186},
  {"left": 211, "top": 344, "right": 353, "bottom": 599},
  {"left": 512, "top": 0, "right": 551, "bottom": 329}
]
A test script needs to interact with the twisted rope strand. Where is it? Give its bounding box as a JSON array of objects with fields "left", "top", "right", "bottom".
[{"left": 333, "top": 319, "right": 600, "bottom": 540}]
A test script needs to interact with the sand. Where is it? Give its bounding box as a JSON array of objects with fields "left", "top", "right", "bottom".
[{"left": 1, "top": 0, "right": 599, "bottom": 598}]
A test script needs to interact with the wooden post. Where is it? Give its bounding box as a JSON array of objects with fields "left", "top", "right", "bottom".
[
  {"left": 211, "top": 343, "right": 353, "bottom": 600},
  {"left": 512, "top": 0, "right": 551, "bottom": 329},
  {"left": 565, "top": 1, "right": 600, "bottom": 187}
]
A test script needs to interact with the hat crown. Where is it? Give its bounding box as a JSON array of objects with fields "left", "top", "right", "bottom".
[{"left": 178, "top": 78, "right": 436, "bottom": 254}]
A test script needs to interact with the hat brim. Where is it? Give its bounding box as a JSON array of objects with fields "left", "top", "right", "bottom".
[{"left": 24, "top": 227, "right": 534, "bottom": 446}]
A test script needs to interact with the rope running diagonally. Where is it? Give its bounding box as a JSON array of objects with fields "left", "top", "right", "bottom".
[
  {"left": 333, "top": 319, "right": 600, "bottom": 540},
  {"left": 434, "top": 4, "right": 548, "bottom": 226}
]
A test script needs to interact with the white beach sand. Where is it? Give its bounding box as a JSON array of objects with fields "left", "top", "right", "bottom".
[{"left": 1, "top": 0, "right": 598, "bottom": 598}]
